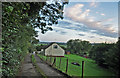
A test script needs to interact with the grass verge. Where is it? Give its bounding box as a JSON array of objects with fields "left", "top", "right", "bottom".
[
  {"left": 37, "top": 54, "right": 116, "bottom": 77},
  {"left": 31, "top": 54, "right": 47, "bottom": 78}
]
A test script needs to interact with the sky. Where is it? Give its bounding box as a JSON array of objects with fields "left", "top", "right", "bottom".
[{"left": 36, "top": 0, "right": 119, "bottom": 43}]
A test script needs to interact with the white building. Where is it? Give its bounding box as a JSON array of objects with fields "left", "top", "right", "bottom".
[{"left": 41, "top": 42, "right": 65, "bottom": 57}]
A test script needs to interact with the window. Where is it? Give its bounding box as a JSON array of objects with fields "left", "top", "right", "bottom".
[{"left": 53, "top": 45, "right": 58, "bottom": 49}]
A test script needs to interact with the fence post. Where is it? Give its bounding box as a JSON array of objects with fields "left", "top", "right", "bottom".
[
  {"left": 59, "top": 57, "right": 61, "bottom": 69},
  {"left": 66, "top": 57, "right": 69, "bottom": 73},
  {"left": 50, "top": 57, "right": 51, "bottom": 64},
  {"left": 49, "top": 57, "right": 50, "bottom": 64},
  {"left": 52, "top": 57, "right": 56, "bottom": 67},
  {"left": 81, "top": 61, "right": 84, "bottom": 78},
  {"left": 55, "top": 57, "right": 56, "bottom": 67},
  {"left": 50, "top": 57, "right": 52, "bottom": 65},
  {"left": 46, "top": 56, "right": 47, "bottom": 62},
  {"left": 42, "top": 55, "right": 43, "bottom": 60},
  {"left": 48, "top": 57, "right": 49, "bottom": 63}
]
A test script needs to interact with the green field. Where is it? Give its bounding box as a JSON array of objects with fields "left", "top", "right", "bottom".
[{"left": 38, "top": 54, "right": 115, "bottom": 77}]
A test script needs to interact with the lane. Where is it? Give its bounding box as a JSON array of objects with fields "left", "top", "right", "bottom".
[
  {"left": 17, "top": 54, "right": 40, "bottom": 77},
  {"left": 34, "top": 54, "right": 67, "bottom": 78}
]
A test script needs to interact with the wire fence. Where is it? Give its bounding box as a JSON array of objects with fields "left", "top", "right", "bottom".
[
  {"left": 37, "top": 54, "right": 84, "bottom": 77},
  {"left": 37, "top": 53, "right": 116, "bottom": 77}
]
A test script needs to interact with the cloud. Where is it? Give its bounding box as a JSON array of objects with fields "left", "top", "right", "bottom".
[
  {"left": 79, "top": 9, "right": 90, "bottom": 18},
  {"left": 54, "top": 29, "right": 67, "bottom": 35},
  {"left": 96, "top": 12, "right": 106, "bottom": 16},
  {"left": 96, "top": 12, "right": 99, "bottom": 13},
  {"left": 102, "top": 18, "right": 114, "bottom": 22},
  {"left": 89, "top": 36, "right": 95, "bottom": 38},
  {"left": 64, "top": 4, "right": 85, "bottom": 19},
  {"left": 56, "top": 19, "right": 117, "bottom": 38},
  {"left": 78, "top": 33, "right": 85, "bottom": 36},
  {"left": 99, "top": 38, "right": 103, "bottom": 39},
  {"left": 90, "top": 2, "right": 97, "bottom": 7},
  {"left": 56, "top": 20, "right": 92, "bottom": 33},
  {"left": 90, "top": 30, "right": 97, "bottom": 32},
  {"left": 101, "top": 13, "right": 105, "bottom": 16},
  {"left": 90, "top": 0, "right": 98, "bottom": 8},
  {"left": 60, "top": 31, "right": 67, "bottom": 35},
  {"left": 54, "top": 29, "right": 60, "bottom": 32},
  {"left": 64, "top": 3, "right": 117, "bottom": 38},
  {"left": 58, "top": 20, "right": 72, "bottom": 25},
  {"left": 36, "top": 25, "right": 118, "bottom": 43}
]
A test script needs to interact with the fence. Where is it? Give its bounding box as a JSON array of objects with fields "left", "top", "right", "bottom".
[{"left": 37, "top": 54, "right": 85, "bottom": 77}]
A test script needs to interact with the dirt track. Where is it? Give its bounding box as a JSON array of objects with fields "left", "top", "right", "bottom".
[
  {"left": 16, "top": 54, "right": 69, "bottom": 78},
  {"left": 16, "top": 54, "right": 40, "bottom": 77}
]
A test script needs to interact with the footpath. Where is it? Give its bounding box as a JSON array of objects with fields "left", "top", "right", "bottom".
[
  {"left": 34, "top": 54, "right": 68, "bottom": 78},
  {"left": 16, "top": 54, "right": 40, "bottom": 77},
  {"left": 16, "top": 54, "right": 69, "bottom": 78}
]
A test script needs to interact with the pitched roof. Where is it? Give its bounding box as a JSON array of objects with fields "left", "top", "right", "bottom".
[{"left": 46, "top": 42, "right": 57, "bottom": 49}]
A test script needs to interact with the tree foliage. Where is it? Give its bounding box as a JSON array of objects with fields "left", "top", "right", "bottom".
[
  {"left": 67, "top": 39, "right": 91, "bottom": 56},
  {"left": 104, "top": 40, "right": 119, "bottom": 75},
  {"left": 90, "top": 43, "right": 114, "bottom": 66},
  {"left": 89, "top": 41, "right": 119, "bottom": 75},
  {"left": 2, "top": 1, "right": 68, "bottom": 76},
  {"left": 67, "top": 38, "right": 119, "bottom": 75}
]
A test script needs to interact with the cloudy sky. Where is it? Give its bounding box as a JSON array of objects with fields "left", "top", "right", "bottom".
[{"left": 36, "top": 0, "right": 119, "bottom": 43}]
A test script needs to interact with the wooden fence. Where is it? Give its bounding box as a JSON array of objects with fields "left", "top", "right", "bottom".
[{"left": 37, "top": 54, "right": 84, "bottom": 78}]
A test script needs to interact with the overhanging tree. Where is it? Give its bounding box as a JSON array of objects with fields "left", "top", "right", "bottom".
[{"left": 2, "top": 1, "right": 68, "bottom": 76}]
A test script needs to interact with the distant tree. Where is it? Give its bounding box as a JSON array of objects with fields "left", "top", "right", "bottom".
[
  {"left": 80, "top": 40, "right": 92, "bottom": 56},
  {"left": 67, "top": 39, "right": 91, "bottom": 55},
  {"left": 67, "top": 39, "right": 73, "bottom": 54},
  {"left": 89, "top": 43, "right": 115, "bottom": 68},
  {"left": 36, "top": 44, "right": 44, "bottom": 51},
  {"left": 36, "top": 45, "right": 41, "bottom": 51},
  {"left": 104, "top": 39, "right": 119, "bottom": 75},
  {"left": 89, "top": 39, "right": 119, "bottom": 76},
  {"left": 60, "top": 45, "right": 67, "bottom": 50}
]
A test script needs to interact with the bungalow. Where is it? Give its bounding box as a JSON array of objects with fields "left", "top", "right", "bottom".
[{"left": 40, "top": 42, "right": 65, "bottom": 57}]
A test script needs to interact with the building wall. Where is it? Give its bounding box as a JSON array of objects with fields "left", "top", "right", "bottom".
[
  {"left": 45, "top": 43, "right": 65, "bottom": 56},
  {"left": 45, "top": 45, "right": 52, "bottom": 56}
]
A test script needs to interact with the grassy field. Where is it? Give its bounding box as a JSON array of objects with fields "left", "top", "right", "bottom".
[{"left": 38, "top": 54, "right": 115, "bottom": 77}]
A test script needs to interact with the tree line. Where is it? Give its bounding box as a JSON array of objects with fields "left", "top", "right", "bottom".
[{"left": 66, "top": 39, "right": 119, "bottom": 75}]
